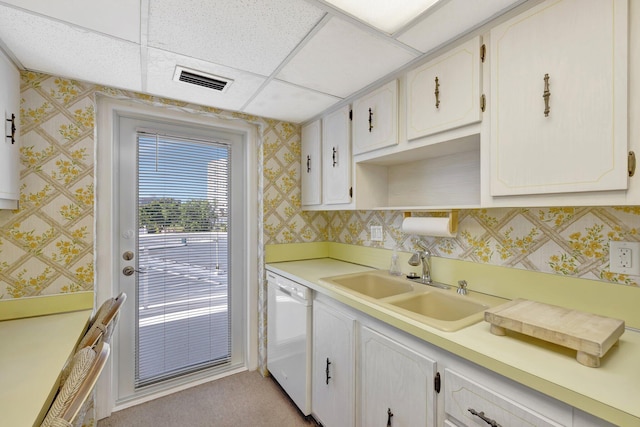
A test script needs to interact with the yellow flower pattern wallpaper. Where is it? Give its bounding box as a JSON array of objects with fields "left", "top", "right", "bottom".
[{"left": 1, "top": 69, "right": 639, "bottom": 424}]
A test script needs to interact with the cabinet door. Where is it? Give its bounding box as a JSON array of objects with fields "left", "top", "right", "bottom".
[
  {"left": 445, "top": 368, "right": 567, "bottom": 427},
  {"left": 301, "top": 120, "right": 322, "bottom": 206},
  {"left": 352, "top": 80, "right": 399, "bottom": 155},
  {"left": 359, "top": 326, "right": 437, "bottom": 427},
  {"left": 322, "top": 105, "right": 352, "bottom": 205},
  {"left": 312, "top": 299, "right": 356, "bottom": 427},
  {"left": 0, "top": 49, "right": 20, "bottom": 210},
  {"left": 490, "top": 0, "right": 628, "bottom": 196},
  {"left": 407, "top": 37, "right": 482, "bottom": 140}
]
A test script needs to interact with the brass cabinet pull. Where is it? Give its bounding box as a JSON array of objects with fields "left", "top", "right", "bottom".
[
  {"left": 468, "top": 408, "right": 501, "bottom": 427},
  {"left": 434, "top": 76, "right": 440, "bottom": 109},
  {"left": 543, "top": 73, "right": 550, "bottom": 117},
  {"left": 368, "top": 107, "right": 373, "bottom": 132}
]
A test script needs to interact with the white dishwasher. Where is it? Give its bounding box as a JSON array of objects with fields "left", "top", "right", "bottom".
[{"left": 267, "top": 271, "right": 312, "bottom": 415}]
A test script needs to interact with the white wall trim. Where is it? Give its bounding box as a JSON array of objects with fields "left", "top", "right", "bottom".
[{"left": 94, "top": 95, "right": 259, "bottom": 419}]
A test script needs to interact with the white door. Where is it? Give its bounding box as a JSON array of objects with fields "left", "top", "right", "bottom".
[
  {"left": 301, "top": 120, "right": 322, "bottom": 206},
  {"left": 312, "top": 299, "right": 356, "bottom": 427},
  {"left": 406, "top": 37, "right": 482, "bottom": 140},
  {"left": 490, "top": 0, "right": 628, "bottom": 196},
  {"left": 115, "top": 115, "right": 247, "bottom": 403},
  {"left": 322, "top": 105, "right": 352, "bottom": 205},
  {"left": 352, "top": 80, "right": 399, "bottom": 155},
  {"left": 359, "top": 326, "right": 437, "bottom": 427}
]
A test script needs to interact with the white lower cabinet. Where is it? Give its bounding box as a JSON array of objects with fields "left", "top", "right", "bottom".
[
  {"left": 310, "top": 293, "right": 617, "bottom": 427},
  {"left": 312, "top": 298, "right": 356, "bottom": 427},
  {"left": 358, "top": 325, "right": 437, "bottom": 427},
  {"left": 444, "top": 368, "right": 569, "bottom": 426}
]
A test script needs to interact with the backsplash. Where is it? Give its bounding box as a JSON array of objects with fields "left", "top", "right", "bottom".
[
  {"left": 3, "top": 71, "right": 639, "bottom": 301},
  {"left": 263, "top": 133, "right": 640, "bottom": 287}
]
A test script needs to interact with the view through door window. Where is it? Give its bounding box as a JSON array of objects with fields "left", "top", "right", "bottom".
[{"left": 135, "top": 132, "right": 231, "bottom": 387}]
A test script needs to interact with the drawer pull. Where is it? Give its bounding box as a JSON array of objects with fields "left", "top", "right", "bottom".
[
  {"left": 468, "top": 408, "right": 501, "bottom": 427},
  {"left": 368, "top": 107, "right": 373, "bottom": 132},
  {"left": 386, "top": 408, "right": 393, "bottom": 427},
  {"left": 325, "top": 357, "right": 331, "bottom": 384},
  {"left": 434, "top": 76, "right": 440, "bottom": 109}
]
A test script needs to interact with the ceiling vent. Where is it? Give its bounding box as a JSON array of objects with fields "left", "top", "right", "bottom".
[{"left": 173, "top": 66, "right": 233, "bottom": 93}]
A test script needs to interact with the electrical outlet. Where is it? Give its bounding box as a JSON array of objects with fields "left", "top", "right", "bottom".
[
  {"left": 609, "top": 241, "right": 640, "bottom": 275},
  {"left": 370, "top": 226, "right": 383, "bottom": 242}
]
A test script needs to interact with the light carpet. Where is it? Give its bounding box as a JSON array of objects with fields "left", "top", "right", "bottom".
[{"left": 97, "top": 371, "right": 317, "bottom": 427}]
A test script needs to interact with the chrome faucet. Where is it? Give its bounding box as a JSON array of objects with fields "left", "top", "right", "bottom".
[{"left": 408, "top": 241, "right": 433, "bottom": 285}]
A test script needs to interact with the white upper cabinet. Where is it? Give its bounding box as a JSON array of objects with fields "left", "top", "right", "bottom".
[
  {"left": 0, "top": 49, "right": 20, "bottom": 210},
  {"left": 352, "top": 80, "right": 398, "bottom": 155},
  {"left": 490, "top": 0, "right": 628, "bottom": 196},
  {"left": 322, "top": 105, "right": 352, "bottom": 205},
  {"left": 406, "top": 36, "right": 483, "bottom": 141},
  {"left": 301, "top": 120, "right": 322, "bottom": 207}
]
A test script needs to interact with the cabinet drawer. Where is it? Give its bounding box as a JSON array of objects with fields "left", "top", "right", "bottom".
[{"left": 444, "top": 369, "right": 567, "bottom": 427}]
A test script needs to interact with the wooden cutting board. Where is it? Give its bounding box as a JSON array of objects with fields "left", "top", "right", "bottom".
[{"left": 484, "top": 299, "right": 625, "bottom": 367}]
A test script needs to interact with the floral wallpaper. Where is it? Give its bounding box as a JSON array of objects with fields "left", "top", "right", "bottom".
[
  {"left": 2, "top": 70, "right": 639, "bottom": 423},
  {"left": 0, "top": 75, "right": 95, "bottom": 298},
  {"left": 263, "top": 144, "right": 640, "bottom": 287}
]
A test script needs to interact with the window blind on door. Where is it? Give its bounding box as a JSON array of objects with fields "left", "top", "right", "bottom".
[{"left": 135, "top": 131, "right": 231, "bottom": 387}]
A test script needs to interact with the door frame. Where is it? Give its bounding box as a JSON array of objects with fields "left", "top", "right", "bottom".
[{"left": 95, "top": 96, "right": 259, "bottom": 418}]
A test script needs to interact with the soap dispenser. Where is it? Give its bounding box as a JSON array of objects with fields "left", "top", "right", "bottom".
[{"left": 389, "top": 247, "right": 402, "bottom": 276}]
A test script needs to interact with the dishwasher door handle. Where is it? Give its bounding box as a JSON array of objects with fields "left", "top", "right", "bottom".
[{"left": 276, "top": 284, "right": 293, "bottom": 297}]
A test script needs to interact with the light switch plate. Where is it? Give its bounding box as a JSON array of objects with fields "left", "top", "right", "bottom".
[
  {"left": 370, "top": 226, "right": 383, "bottom": 242},
  {"left": 609, "top": 241, "right": 640, "bottom": 275}
]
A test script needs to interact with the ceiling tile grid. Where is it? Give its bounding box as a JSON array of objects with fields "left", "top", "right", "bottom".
[
  {"left": 276, "top": 17, "right": 418, "bottom": 98},
  {"left": 0, "top": 0, "right": 528, "bottom": 123},
  {"left": 146, "top": 0, "right": 326, "bottom": 76}
]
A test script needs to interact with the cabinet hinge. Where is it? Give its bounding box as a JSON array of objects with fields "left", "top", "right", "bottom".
[
  {"left": 629, "top": 151, "right": 636, "bottom": 177},
  {"left": 349, "top": 109, "right": 353, "bottom": 121},
  {"left": 434, "top": 372, "right": 441, "bottom": 394},
  {"left": 480, "top": 94, "right": 486, "bottom": 112},
  {"left": 480, "top": 44, "right": 486, "bottom": 63}
]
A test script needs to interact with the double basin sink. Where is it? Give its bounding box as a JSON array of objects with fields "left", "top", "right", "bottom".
[{"left": 319, "top": 270, "right": 508, "bottom": 332}]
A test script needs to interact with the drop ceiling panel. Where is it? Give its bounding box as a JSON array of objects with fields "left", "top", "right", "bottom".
[
  {"left": 147, "top": 0, "right": 326, "bottom": 76},
  {"left": 243, "top": 79, "right": 341, "bottom": 123},
  {"left": 0, "top": 5, "right": 142, "bottom": 91},
  {"left": 145, "top": 48, "right": 266, "bottom": 111},
  {"left": 0, "top": 0, "right": 140, "bottom": 42},
  {"left": 277, "top": 17, "right": 418, "bottom": 98},
  {"left": 398, "top": 0, "right": 522, "bottom": 53}
]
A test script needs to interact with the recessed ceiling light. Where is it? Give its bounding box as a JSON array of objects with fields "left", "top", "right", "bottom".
[{"left": 325, "top": 0, "right": 441, "bottom": 34}]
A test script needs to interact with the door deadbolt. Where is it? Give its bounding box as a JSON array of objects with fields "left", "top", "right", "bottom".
[
  {"left": 123, "top": 266, "right": 135, "bottom": 276},
  {"left": 122, "top": 251, "right": 134, "bottom": 261}
]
